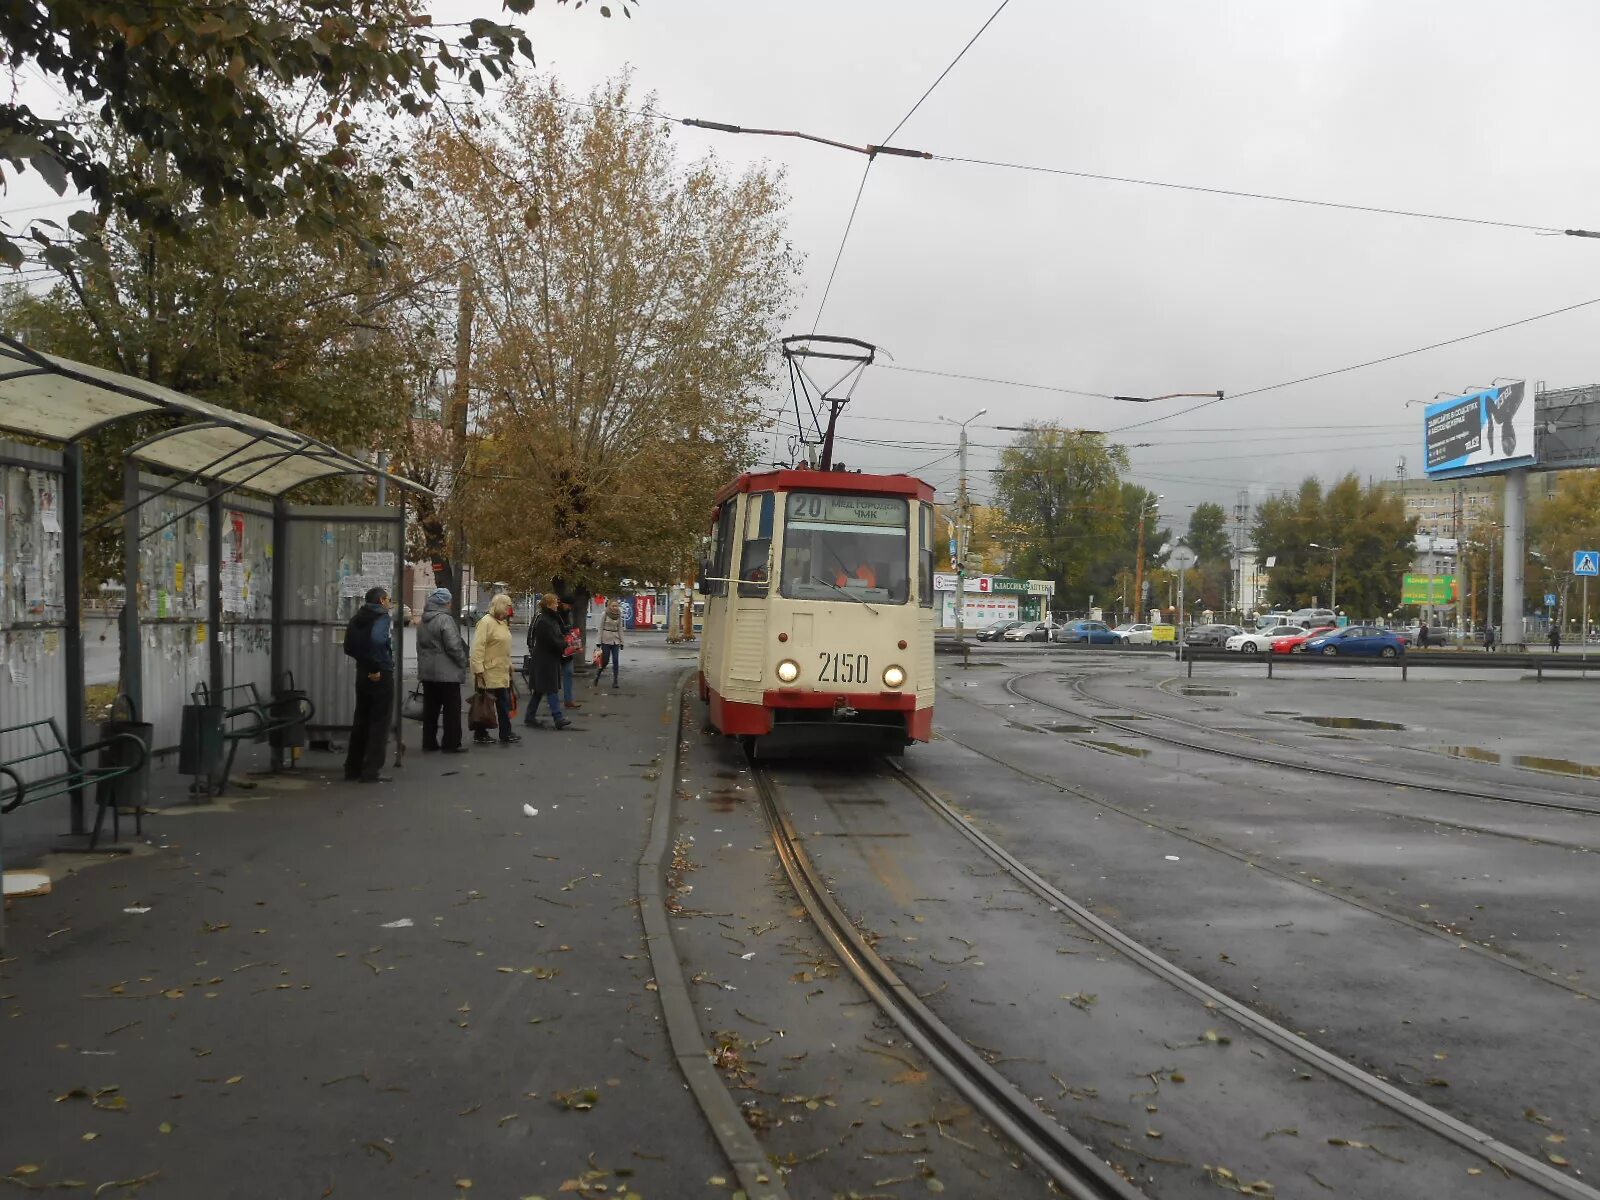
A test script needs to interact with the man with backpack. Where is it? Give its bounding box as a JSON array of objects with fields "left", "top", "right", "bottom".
[{"left": 343, "top": 585, "right": 395, "bottom": 783}]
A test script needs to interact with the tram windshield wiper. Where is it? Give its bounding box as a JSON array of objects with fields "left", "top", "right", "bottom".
[{"left": 810, "top": 576, "right": 879, "bottom": 615}]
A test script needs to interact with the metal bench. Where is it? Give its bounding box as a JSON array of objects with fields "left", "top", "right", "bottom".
[
  {"left": 189, "top": 681, "right": 315, "bottom": 797},
  {"left": 1, "top": 717, "right": 151, "bottom": 944}
]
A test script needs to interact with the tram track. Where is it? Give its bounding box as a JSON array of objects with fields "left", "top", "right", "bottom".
[
  {"left": 1121, "top": 672, "right": 1600, "bottom": 804},
  {"left": 751, "top": 751, "right": 1599, "bottom": 1200},
  {"left": 749, "top": 755, "right": 1143, "bottom": 1200},
  {"left": 1004, "top": 670, "right": 1600, "bottom": 819}
]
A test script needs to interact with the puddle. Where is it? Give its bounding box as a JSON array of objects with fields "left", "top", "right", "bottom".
[
  {"left": 1006, "top": 721, "right": 1045, "bottom": 732},
  {"left": 1176, "top": 686, "right": 1237, "bottom": 697},
  {"left": 1291, "top": 715, "right": 1407, "bottom": 731},
  {"left": 1438, "top": 746, "right": 1600, "bottom": 779},
  {"left": 1041, "top": 723, "right": 1096, "bottom": 734},
  {"left": 1076, "top": 739, "right": 1152, "bottom": 759},
  {"left": 1099, "top": 713, "right": 1150, "bottom": 721}
]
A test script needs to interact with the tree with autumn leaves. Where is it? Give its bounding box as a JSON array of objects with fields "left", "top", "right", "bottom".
[{"left": 404, "top": 77, "right": 796, "bottom": 593}]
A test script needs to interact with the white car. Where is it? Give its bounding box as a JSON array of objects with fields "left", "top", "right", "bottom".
[
  {"left": 1113, "top": 622, "right": 1154, "bottom": 645},
  {"left": 1225, "top": 624, "right": 1305, "bottom": 654}
]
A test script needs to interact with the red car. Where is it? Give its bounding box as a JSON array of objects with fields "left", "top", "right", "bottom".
[{"left": 1271, "top": 625, "right": 1337, "bottom": 654}]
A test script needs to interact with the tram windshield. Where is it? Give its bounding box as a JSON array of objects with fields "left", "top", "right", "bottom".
[{"left": 780, "top": 491, "right": 909, "bottom": 604}]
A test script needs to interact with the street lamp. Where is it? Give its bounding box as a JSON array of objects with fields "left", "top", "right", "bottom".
[
  {"left": 940, "top": 408, "right": 988, "bottom": 651},
  {"left": 1309, "top": 543, "right": 1343, "bottom": 612}
]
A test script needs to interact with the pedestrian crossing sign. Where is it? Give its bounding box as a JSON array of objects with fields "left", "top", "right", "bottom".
[{"left": 1575, "top": 551, "right": 1600, "bottom": 577}]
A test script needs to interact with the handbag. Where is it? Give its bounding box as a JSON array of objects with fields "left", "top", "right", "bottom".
[
  {"left": 402, "top": 685, "right": 425, "bottom": 722},
  {"left": 563, "top": 625, "right": 583, "bottom": 659},
  {"left": 592, "top": 647, "right": 604, "bottom": 669},
  {"left": 467, "top": 688, "right": 498, "bottom": 731},
  {"left": 506, "top": 677, "right": 519, "bottom": 718}
]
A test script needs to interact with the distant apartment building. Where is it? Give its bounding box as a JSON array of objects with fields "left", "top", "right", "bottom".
[{"left": 1383, "top": 474, "right": 1558, "bottom": 540}]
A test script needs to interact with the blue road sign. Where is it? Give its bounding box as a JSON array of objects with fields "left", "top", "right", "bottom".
[
  {"left": 1575, "top": 551, "right": 1600, "bottom": 577},
  {"left": 1546, "top": 593, "right": 1559, "bottom": 607}
]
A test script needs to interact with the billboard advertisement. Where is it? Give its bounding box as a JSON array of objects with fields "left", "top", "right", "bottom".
[
  {"left": 1401, "top": 574, "right": 1456, "bottom": 605},
  {"left": 1423, "top": 382, "right": 1532, "bottom": 478}
]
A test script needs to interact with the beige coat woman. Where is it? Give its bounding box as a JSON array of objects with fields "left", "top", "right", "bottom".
[{"left": 470, "top": 594, "right": 515, "bottom": 689}]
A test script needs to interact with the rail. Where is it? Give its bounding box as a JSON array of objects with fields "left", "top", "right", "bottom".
[{"left": 749, "top": 758, "right": 1143, "bottom": 1200}]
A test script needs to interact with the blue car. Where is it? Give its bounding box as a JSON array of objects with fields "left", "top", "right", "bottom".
[
  {"left": 1052, "top": 619, "right": 1120, "bottom": 645},
  {"left": 1303, "top": 625, "right": 1406, "bottom": 658}
]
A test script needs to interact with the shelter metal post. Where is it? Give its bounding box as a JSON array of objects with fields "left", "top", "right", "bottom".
[
  {"left": 63, "top": 442, "right": 86, "bottom": 835},
  {"left": 271, "top": 498, "right": 288, "bottom": 693},
  {"left": 119, "top": 461, "right": 142, "bottom": 725},
  {"left": 392, "top": 506, "right": 405, "bottom": 763},
  {"left": 208, "top": 488, "right": 224, "bottom": 702}
]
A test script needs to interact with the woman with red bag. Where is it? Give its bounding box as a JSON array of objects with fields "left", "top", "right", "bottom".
[{"left": 594, "top": 600, "right": 624, "bottom": 688}]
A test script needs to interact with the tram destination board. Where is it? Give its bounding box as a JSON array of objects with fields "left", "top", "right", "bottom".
[{"left": 787, "top": 492, "right": 905, "bottom": 526}]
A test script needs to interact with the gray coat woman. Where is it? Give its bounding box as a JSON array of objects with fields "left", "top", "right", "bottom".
[{"left": 415, "top": 588, "right": 469, "bottom": 752}]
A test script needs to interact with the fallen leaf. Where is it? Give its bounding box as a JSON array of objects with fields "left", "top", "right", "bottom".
[
  {"left": 224, "top": 1075, "right": 243, "bottom": 1085},
  {"left": 157, "top": 1122, "right": 173, "bottom": 1134}
]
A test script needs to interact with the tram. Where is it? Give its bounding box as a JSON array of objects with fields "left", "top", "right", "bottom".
[{"left": 697, "top": 468, "right": 937, "bottom": 752}]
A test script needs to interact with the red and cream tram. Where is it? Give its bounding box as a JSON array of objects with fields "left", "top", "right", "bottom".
[{"left": 697, "top": 469, "right": 937, "bottom": 750}]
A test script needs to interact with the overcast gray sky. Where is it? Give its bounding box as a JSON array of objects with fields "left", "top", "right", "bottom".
[
  {"left": 11, "top": 2, "right": 1600, "bottom": 529},
  {"left": 489, "top": 0, "right": 1600, "bottom": 525}
]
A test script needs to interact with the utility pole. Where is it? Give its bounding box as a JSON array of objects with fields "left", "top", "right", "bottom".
[
  {"left": 1134, "top": 495, "right": 1160, "bottom": 623},
  {"left": 942, "top": 408, "right": 987, "bottom": 653}
]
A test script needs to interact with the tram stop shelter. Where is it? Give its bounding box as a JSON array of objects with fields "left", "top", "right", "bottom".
[{"left": 0, "top": 336, "right": 427, "bottom": 891}]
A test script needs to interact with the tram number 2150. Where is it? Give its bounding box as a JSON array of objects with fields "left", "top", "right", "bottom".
[{"left": 817, "top": 651, "right": 869, "bottom": 684}]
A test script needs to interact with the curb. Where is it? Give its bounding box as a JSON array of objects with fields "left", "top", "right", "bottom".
[{"left": 636, "top": 670, "right": 787, "bottom": 1200}]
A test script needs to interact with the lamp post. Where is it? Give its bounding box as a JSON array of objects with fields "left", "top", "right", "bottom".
[
  {"left": 940, "top": 408, "right": 988, "bottom": 653},
  {"left": 1309, "top": 543, "right": 1343, "bottom": 612},
  {"left": 1134, "top": 494, "right": 1162, "bottom": 624}
]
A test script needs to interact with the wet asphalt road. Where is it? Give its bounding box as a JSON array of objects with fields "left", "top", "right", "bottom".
[{"left": 908, "top": 647, "right": 1596, "bottom": 1187}]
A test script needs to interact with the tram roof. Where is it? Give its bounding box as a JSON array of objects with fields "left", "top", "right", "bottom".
[{"left": 714, "top": 468, "right": 934, "bottom": 508}]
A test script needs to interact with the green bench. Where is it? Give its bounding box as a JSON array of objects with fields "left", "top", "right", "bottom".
[
  {"left": 1, "top": 717, "right": 151, "bottom": 943},
  {"left": 190, "top": 681, "right": 315, "bottom": 797}
]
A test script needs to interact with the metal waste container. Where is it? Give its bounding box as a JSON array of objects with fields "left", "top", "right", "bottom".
[
  {"left": 96, "top": 692, "right": 154, "bottom": 815},
  {"left": 179, "top": 690, "right": 225, "bottom": 786},
  {"left": 269, "top": 670, "right": 312, "bottom": 757}
]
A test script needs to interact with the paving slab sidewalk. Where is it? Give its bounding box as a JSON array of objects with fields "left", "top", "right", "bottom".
[{"left": 0, "top": 641, "right": 733, "bottom": 1199}]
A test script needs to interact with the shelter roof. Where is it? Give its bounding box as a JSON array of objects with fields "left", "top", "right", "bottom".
[{"left": 0, "top": 336, "right": 426, "bottom": 497}]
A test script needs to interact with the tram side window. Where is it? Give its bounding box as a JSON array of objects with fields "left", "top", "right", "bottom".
[
  {"left": 917, "top": 503, "right": 934, "bottom": 607},
  {"left": 738, "top": 492, "right": 774, "bottom": 597},
  {"left": 704, "top": 502, "right": 737, "bottom": 597}
]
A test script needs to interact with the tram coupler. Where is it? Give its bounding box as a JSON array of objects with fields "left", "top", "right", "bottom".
[{"left": 832, "top": 699, "right": 859, "bottom": 720}]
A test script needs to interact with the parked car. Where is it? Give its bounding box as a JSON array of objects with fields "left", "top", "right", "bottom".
[
  {"left": 1113, "top": 622, "right": 1155, "bottom": 645},
  {"left": 1289, "top": 607, "right": 1339, "bottom": 628},
  {"left": 1226, "top": 624, "right": 1306, "bottom": 654},
  {"left": 1303, "top": 626, "right": 1407, "bottom": 657},
  {"left": 1052, "top": 619, "right": 1119, "bottom": 645},
  {"left": 1184, "top": 623, "right": 1243, "bottom": 648},
  {"left": 1270, "top": 625, "right": 1337, "bottom": 654},
  {"left": 1004, "top": 620, "right": 1058, "bottom": 642},
  {"left": 976, "top": 619, "right": 1024, "bottom": 642},
  {"left": 1254, "top": 612, "right": 1297, "bottom": 630}
]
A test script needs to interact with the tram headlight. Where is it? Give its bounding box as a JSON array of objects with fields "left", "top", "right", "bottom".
[
  {"left": 882, "top": 664, "right": 906, "bottom": 689},
  {"left": 776, "top": 658, "right": 800, "bottom": 683}
]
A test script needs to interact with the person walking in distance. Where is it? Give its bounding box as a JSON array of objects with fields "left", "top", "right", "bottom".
[
  {"left": 595, "top": 600, "right": 624, "bottom": 688},
  {"left": 1550, "top": 623, "right": 1562, "bottom": 653},
  {"left": 1483, "top": 622, "right": 1496, "bottom": 653},
  {"left": 343, "top": 586, "right": 394, "bottom": 783},
  {"left": 1417, "top": 621, "right": 1430, "bottom": 650},
  {"left": 557, "top": 594, "right": 583, "bottom": 709},
  {"left": 525, "top": 593, "right": 572, "bottom": 729},
  {"left": 416, "top": 587, "right": 469, "bottom": 754},
  {"left": 471, "top": 593, "right": 520, "bottom": 745}
]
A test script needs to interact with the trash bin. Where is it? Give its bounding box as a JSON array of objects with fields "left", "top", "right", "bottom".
[
  {"left": 269, "top": 670, "right": 311, "bottom": 753},
  {"left": 96, "top": 692, "right": 154, "bottom": 818},
  {"left": 179, "top": 698, "right": 225, "bottom": 786}
]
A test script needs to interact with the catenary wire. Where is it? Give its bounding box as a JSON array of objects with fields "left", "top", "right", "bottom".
[
  {"left": 1108, "top": 292, "right": 1600, "bottom": 433},
  {"left": 881, "top": 0, "right": 1013, "bottom": 144}
]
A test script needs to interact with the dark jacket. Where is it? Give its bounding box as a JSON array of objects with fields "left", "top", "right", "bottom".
[
  {"left": 345, "top": 603, "right": 394, "bottom": 674},
  {"left": 416, "top": 594, "right": 468, "bottom": 683},
  {"left": 528, "top": 609, "right": 566, "bottom": 694}
]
